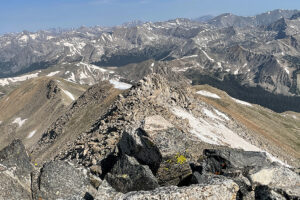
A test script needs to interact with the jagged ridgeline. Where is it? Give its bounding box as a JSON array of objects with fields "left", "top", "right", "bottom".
[{"left": 1, "top": 71, "right": 299, "bottom": 199}]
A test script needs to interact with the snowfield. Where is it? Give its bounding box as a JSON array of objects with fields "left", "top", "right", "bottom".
[{"left": 172, "top": 106, "right": 289, "bottom": 166}]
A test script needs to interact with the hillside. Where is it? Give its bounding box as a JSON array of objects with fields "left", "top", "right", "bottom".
[{"left": 0, "top": 77, "right": 87, "bottom": 150}]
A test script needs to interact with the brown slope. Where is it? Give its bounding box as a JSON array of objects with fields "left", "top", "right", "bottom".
[{"left": 0, "top": 77, "right": 86, "bottom": 150}]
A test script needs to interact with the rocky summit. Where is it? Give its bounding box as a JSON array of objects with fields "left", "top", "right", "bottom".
[
  {"left": 0, "top": 8, "right": 300, "bottom": 200},
  {"left": 0, "top": 71, "right": 299, "bottom": 199}
]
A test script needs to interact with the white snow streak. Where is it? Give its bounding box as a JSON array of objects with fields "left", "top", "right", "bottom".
[
  {"left": 214, "top": 109, "right": 230, "bottom": 121},
  {"left": 46, "top": 71, "right": 60, "bottom": 77},
  {"left": 231, "top": 97, "right": 252, "bottom": 107},
  {"left": 202, "top": 50, "right": 214, "bottom": 62},
  {"left": 109, "top": 80, "right": 132, "bottom": 90},
  {"left": 12, "top": 117, "right": 27, "bottom": 127},
  {"left": 234, "top": 69, "right": 239, "bottom": 75},
  {"left": 67, "top": 73, "right": 76, "bottom": 83},
  {"left": 27, "top": 130, "right": 36, "bottom": 138},
  {"left": 284, "top": 68, "right": 290, "bottom": 75},
  {"left": 202, "top": 108, "right": 223, "bottom": 121},
  {"left": 181, "top": 55, "right": 198, "bottom": 59},
  {"left": 196, "top": 90, "right": 221, "bottom": 99},
  {"left": 62, "top": 89, "right": 75, "bottom": 101}
]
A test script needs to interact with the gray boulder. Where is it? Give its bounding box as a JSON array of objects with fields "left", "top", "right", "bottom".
[
  {"left": 35, "top": 160, "right": 91, "bottom": 200},
  {"left": 202, "top": 148, "right": 271, "bottom": 176},
  {"left": 105, "top": 155, "right": 159, "bottom": 193}
]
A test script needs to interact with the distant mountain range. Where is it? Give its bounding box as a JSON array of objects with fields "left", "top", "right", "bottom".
[{"left": 1, "top": 9, "right": 300, "bottom": 113}]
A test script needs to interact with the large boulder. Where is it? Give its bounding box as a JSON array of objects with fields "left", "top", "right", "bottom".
[
  {"left": 202, "top": 148, "right": 271, "bottom": 176},
  {"left": 35, "top": 160, "right": 92, "bottom": 199},
  {"left": 0, "top": 139, "right": 33, "bottom": 199},
  {"left": 105, "top": 155, "right": 159, "bottom": 193}
]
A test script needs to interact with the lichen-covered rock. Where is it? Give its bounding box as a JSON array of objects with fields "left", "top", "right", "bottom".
[
  {"left": 35, "top": 160, "right": 92, "bottom": 199},
  {"left": 120, "top": 179, "right": 239, "bottom": 200},
  {"left": 0, "top": 140, "right": 33, "bottom": 199},
  {"left": 105, "top": 155, "right": 159, "bottom": 193}
]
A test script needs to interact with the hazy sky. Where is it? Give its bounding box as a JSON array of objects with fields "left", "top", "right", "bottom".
[{"left": 1, "top": 0, "right": 299, "bottom": 34}]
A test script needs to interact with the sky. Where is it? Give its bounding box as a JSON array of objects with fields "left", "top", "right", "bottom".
[{"left": 0, "top": 0, "right": 299, "bottom": 34}]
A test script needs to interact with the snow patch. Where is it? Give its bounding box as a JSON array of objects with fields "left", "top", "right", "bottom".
[
  {"left": 29, "top": 33, "right": 38, "bottom": 40},
  {"left": 202, "top": 108, "right": 223, "bottom": 121},
  {"left": 196, "top": 90, "right": 221, "bottom": 99},
  {"left": 214, "top": 109, "right": 230, "bottom": 121},
  {"left": 202, "top": 50, "right": 214, "bottom": 62},
  {"left": 46, "top": 71, "right": 60, "bottom": 77},
  {"left": 284, "top": 68, "right": 289, "bottom": 75},
  {"left": 62, "top": 89, "right": 75, "bottom": 101},
  {"left": 109, "top": 80, "right": 132, "bottom": 90},
  {"left": 232, "top": 97, "right": 252, "bottom": 107},
  {"left": 181, "top": 55, "right": 198, "bottom": 59},
  {"left": 234, "top": 69, "right": 239, "bottom": 75},
  {"left": 66, "top": 73, "right": 76, "bottom": 83},
  {"left": 27, "top": 130, "right": 36, "bottom": 138},
  {"left": 19, "top": 35, "right": 29, "bottom": 42},
  {"left": 12, "top": 117, "right": 27, "bottom": 127}
]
